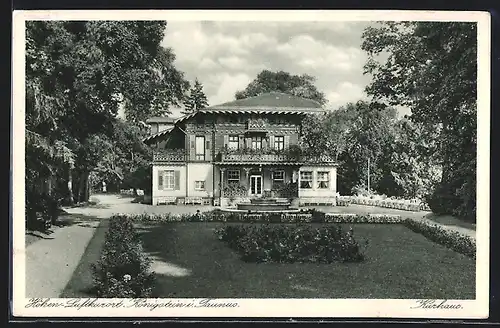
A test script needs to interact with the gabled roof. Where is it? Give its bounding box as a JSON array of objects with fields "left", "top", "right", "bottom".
[{"left": 214, "top": 92, "right": 323, "bottom": 109}]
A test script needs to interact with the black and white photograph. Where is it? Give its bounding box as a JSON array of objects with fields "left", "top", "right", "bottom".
[{"left": 12, "top": 10, "right": 490, "bottom": 318}]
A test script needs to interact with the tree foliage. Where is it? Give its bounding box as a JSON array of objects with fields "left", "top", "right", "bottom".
[
  {"left": 361, "top": 21, "right": 477, "bottom": 221},
  {"left": 235, "top": 70, "right": 328, "bottom": 105},
  {"left": 25, "top": 21, "right": 187, "bottom": 208},
  {"left": 182, "top": 78, "right": 209, "bottom": 114}
]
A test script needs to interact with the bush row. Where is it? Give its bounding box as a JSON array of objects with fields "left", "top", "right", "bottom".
[
  {"left": 91, "top": 215, "right": 156, "bottom": 297},
  {"left": 127, "top": 210, "right": 403, "bottom": 224},
  {"left": 402, "top": 219, "right": 476, "bottom": 259},
  {"left": 338, "top": 195, "right": 431, "bottom": 211},
  {"left": 215, "top": 223, "right": 367, "bottom": 263}
]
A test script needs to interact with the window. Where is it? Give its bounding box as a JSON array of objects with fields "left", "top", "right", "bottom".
[
  {"left": 300, "top": 171, "right": 313, "bottom": 189},
  {"left": 195, "top": 180, "right": 205, "bottom": 191},
  {"left": 317, "top": 171, "right": 330, "bottom": 189},
  {"left": 272, "top": 170, "right": 285, "bottom": 188},
  {"left": 251, "top": 136, "right": 263, "bottom": 150},
  {"left": 165, "top": 170, "right": 175, "bottom": 190},
  {"left": 195, "top": 136, "right": 205, "bottom": 160},
  {"left": 274, "top": 136, "right": 284, "bottom": 150},
  {"left": 272, "top": 170, "right": 284, "bottom": 182},
  {"left": 227, "top": 170, "right": 240, "bottom": 183},
  {"left": 228, "top": 135, "right": 239, "bottom": 150}
]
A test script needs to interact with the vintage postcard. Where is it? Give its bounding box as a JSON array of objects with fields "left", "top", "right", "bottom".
[{"left": 12, "top": 10, "right": 490, "bottom": 319}]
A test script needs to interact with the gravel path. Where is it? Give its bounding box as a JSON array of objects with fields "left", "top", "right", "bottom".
[{"left": 25, "top": 219, "right": 101, "bottom": 298}]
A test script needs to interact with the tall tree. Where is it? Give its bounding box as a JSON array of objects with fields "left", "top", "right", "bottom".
[
  {"left": 235, "top": 70, "right": 328, "bottom": 105},
  {"left": 182, "top": 78, "right": 209, "bottom": 114},
  {"left": 26, "top": 21, "right": 188, "bottom": 204},
  {"left": 361, "top": 22, "right": 477, "bottom": 221}
]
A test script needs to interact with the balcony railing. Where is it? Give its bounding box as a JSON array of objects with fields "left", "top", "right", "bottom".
[
  {"left": 153, "top": 149, "right": 186, "bottom": 162},
  {"left": 218, "top": 147, "right": 336, "bottom": 164}
]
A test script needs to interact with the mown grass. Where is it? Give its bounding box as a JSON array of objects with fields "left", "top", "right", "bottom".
[
  {"left": 61, "top": 220, "right": 475, "bottom": 299},
  {"left": 134, "top": 222, "right": 475, "bottom": 299}
]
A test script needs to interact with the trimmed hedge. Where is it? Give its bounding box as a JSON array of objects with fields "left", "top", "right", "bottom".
[
  {"left": 215, "top": 223, "right": 367, "bottom": 263},
  {"left": 127, "top": 210, "right": 402, "bottom": 224},
  {"left": 403, "top": 219, "right": 476, "bottom": 259},
  {"left": 91, "top": 215, "right": 156, "bottom": 297}
]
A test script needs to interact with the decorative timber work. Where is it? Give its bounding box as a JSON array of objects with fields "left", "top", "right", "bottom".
[
  {"left": 246, "top": 118, "right": 269, "bottom": 131},
  {"left": 217, "top": 147, "right": 336, "bottom": 164},
  {"left": 153, "top": 149, "right": 186, "bottom": 162}
]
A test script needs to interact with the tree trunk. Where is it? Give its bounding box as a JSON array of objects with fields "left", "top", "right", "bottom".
[
  {"left": 84, "top": 172, "right": 90, "bottom": 201},
  {"left": 77, "top": 171, "right": 86, "bottom": 203},
  {"left": 67, "top": 167, "right": 74, "bottom": 205}
]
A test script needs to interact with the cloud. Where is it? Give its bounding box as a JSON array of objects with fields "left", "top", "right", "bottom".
[
  {"left": 208, "top": 73, "right": 253, "bottom": 106},
  {"left": 162, "top": 21, "right": 374, "bottom": 115}
]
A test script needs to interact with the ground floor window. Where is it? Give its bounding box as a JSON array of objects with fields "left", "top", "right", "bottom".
[
  {"left": 195, "top": 180, "right": 205, "bottom": 191},
  {"left": 164, "top": 170, "right": 175, "bottom": 190},
  {"left": 300, "top": 171, "right": 313, "bottom": 189},
  {"left": 227, "top": 169, "right": 240, "bottom": 183},
  {"left": 317, "top": 171, "right": 330, "bottom": 189},
  {"left": 272, "top": 170, "right": 285, "bottom": 188}
]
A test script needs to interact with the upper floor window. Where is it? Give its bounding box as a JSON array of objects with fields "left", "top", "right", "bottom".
[
  {"left": 274, "top": 136, "right": 284, "bottom": 150},
  {"left": 251, "top": 136, "right": 263, "bottom": 150},
  {"left": 195, "top": 136, "right": 205, "bottom": 160},
  {"left": 228, "top": 135, "right": 239, "bottom": 150}
]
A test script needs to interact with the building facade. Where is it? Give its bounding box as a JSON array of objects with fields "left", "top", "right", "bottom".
[{"left": 144, "top": 92, "right": 338, "bottom": 207}]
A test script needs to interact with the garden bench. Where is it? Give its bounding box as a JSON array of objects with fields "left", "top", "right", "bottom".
[
  {"left": 185, "top": 197, "right": 203, "bottom": 205},
  {"left": 157, "top": 197, "right": 176, "bottom": 205}
]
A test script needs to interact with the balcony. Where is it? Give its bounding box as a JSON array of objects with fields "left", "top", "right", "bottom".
[
  {"left": 153, "top": 149, "right": 186, "bottom": 162},
  {"left": 217, "top": 147, "right": 336, "bottom": 165}
]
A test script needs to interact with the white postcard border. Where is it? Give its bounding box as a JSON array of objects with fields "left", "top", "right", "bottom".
[{"left": 12, "top": 10, "right": 491, "bottom": 319}]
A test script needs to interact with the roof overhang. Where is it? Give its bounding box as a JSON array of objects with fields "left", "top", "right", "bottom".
[
  {"left": 175, "top": 107, "right": 324, "bottom": 124},
  {"left": 142, "top": 126, "right": 174, "bottom": 144}
]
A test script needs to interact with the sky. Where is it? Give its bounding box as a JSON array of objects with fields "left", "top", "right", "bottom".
[{"left": 160, "top": 21, "right": 382, "bottom": 118}]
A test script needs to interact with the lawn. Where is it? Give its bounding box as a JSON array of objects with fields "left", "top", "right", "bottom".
[{"left": 62, "top": 221, "right": 475, "bottom": 299}]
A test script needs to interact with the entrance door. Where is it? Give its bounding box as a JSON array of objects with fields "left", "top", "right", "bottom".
[{"left": 250, "top": 175, "right": 263, "bottom": 196}]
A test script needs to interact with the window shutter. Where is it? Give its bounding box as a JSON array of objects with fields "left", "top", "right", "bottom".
[
  {"left": 158, "top": 170, "right": 164, "bottom": 190},
  {"left": 205, "top": 136, "right": 211, "bottom": 161},
  {"left": 269, "top": 135, "right": 275, "bottom": 149},
  {"left": 223, "top": 135, "right": 229, "bottom": 149},
  {"left": 284, "top": 135, "right": 290, "bottom": 150},
  {"left": 174, "top": 171, "right": 181, "bottom": 190},
  {"left": 189, "top": 134, "right": 196, "bottom": 160}
]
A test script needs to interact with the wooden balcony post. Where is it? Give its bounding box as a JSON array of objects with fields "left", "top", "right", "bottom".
[
  {"left": 243, "top": 167, "right": 251, "bottom": 196},
  {"left": 220, "top": 168, "right": 226, "bottom": 198}
]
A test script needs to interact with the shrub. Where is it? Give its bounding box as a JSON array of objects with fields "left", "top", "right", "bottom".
[
  {"left": 91, "top": 215, "right": 155, "bottom": 297},
  {"left": 26, "top": 190, "right": 61, "bottom": 231},
  {"left": 324, "top": 214, "right": 403, "bottom": 224},
  {"left": 215, "top": 224, "right": 368, "bottom": 263},
  {"left": 402, "top": 219, "right": 476, "bottom": 259}
]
